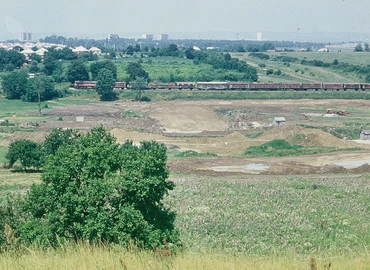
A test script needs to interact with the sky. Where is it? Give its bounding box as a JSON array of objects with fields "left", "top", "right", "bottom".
[{"left": 0, "top": 0, "right": 369, "bottom": 42}]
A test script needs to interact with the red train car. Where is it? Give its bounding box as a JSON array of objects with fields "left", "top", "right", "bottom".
[
  {"left": 150, "top": 82, "right": 175, "bottom": 90},
  {"left": 114, "top": 82, "right": 127, "bottom": 89},
  {"left": 249, "top": 83, "right": 279, "bottom": 90},
  {"left": 301, "top": 83, "right": 322, "bottom": 90},
  {"left": 228, "top": 82, "right": 250, "bottom": 90},
  {"left": 343, "top": 83, "right": 360, "bottom": 90},
  {"left": 322, "top": 83, "right": 343, "bottom": 90}
]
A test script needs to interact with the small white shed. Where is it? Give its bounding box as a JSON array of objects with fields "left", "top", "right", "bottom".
[
  {"left": 272, "top": 117, "right": 286, "bottom": 126},
  {"left": 360, "top": 130, "right": 370, "bottom": 140}
]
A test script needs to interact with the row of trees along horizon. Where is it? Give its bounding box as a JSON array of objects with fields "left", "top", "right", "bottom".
[
  {"left": 1, "top": 42, "right": 261, "bottom": 101},
  {"left": 2, "top": 37, "right": 370, "bottom": 102}
]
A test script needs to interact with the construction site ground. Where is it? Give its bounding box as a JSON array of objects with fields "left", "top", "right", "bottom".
[{"left": 2, "top": 99, "right": 370, "bottom": 176}]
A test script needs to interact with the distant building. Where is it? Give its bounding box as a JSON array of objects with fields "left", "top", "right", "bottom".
[
  {"left": 20, "top": 32, "right": 32, "bottom": 42},
  {"left": 360, "top": 130, "right": 370, "bottom": 140},
  {"left": 141, "top": 33, "right": 153, "bottom": 40},
  {"left": 89, "top": 46, "right": 101, "bottom": 55},
  {"left": 257, "top": 32, "right": 262, "bottom": 41},
  {"left": 72, "top": 46, "right": 89, "bottom": 54},
  {"left": 157, "top": 34, "right": 169, "bottom": 41},
  {"left": 272, "top": 117, "right": 286, "bottom": 126},
  {"left": 108, "top": 34, "right": 119, "bottom": 40}
]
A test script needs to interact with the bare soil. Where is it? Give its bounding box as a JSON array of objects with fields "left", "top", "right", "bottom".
[{"left": 5, "top": 99, "right": 370, "bottom": 176}]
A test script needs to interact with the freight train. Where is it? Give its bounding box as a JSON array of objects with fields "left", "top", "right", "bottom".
[{"left": 74, "top": 81, "right": 370, "bottom": 91}]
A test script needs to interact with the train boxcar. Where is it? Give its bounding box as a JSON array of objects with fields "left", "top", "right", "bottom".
[
  {"left": 322, "top": 83, "right": 343, "bottom": 90},
  {"left": 249, "top": 83, "right": 279, "bottom": 90},
  {"left": 361, "top": 83, "right": 370, "bottom": 90},
  {"left": 228, "top": 82, "right": 250, "bottom": 90},
  {"left": 114, "top": 82, "right": 127, "bottom": 89},
  {"left": 176, "top": 82, "right": 195, "bottom": 90},
  {"left": 196, "top": 82, "right": 228, "bottom": 90},
  {"left": 150, "top": 82, "right": 175, "bottom": 90},
  {"left": 74, "top": 81, "right": 96, "bottom": 89},
  {"left": 301, "top": 83, "right": 322, "bottom": 90},
  {"left": 343, "top": 83, "right": 360, "bottom": 90}
]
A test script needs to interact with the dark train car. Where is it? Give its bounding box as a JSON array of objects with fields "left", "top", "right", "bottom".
[
  {"left": 288, "top": 83, "right": 302, "bottom": 90},
  {"left": 343, "top": 83, "right": 360, "bottom": 90},
  {"left": 279, "top": 83, "right": 302, "bottom": 90},
  {"left": 176, "top": 82, "right": 195, "bottom": 90},
  {"left": 228, "top": 82, "right": 250, "bottom": 90},
  {"left": 196, "top": 82, "right": 229, "bottom": 90},
  {"left": 249, "top": 83, "right": 279, "bottom": 90},
  {"left": 114, "top": 82, "right": 127, "bottom": 89},
  {"left": 322, "top": 83, "right": 343, "bottom": 90},
  {"left": 150, "top": 82, "right": 175, "bottom": 90},
  {"left": 361, "top": 83, "right": 370, "bottom": 90},
  {"left": 74, "top": 81, "right": 97, "bottom": 89},
  {"left": 301, "top": 83, "right": 322, "bottom": 90}
]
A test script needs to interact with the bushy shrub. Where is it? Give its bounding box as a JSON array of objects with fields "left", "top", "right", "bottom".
[{"left": 15, "top": 127, "right": 179, "bottom": 248}]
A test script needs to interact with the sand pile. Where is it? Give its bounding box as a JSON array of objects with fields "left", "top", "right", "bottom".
[
  {"left": 257, "top": 124, "right": 355, "bottom": 148},
  {"left": 1, "top": 132, "right": 48, "bottom": 146},
  {"left": 350, "top": 163, "right": 370, "bottom": 173},
  {"left": 110, "top": 128, "right": 166, "bottom": 144}
]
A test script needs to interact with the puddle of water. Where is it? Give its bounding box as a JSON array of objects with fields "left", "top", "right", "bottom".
[
  {"left": 334, "top": 160, "right": 370, "bottom": 168},
  {"left": 212, "top": 163, "right": 270, "bottom": 172}
]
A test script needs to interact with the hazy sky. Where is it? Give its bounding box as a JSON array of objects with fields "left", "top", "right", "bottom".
[{"left": 1, "top": 0, "right": 369, "bottom": 40}]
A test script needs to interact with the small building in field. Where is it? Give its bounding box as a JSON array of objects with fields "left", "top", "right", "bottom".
[
  {"left": 272, "top": 117, "right": 286, "bottom": 126},
  {"left": 360, "top": 130, "right": 370, "bottom": 140}
]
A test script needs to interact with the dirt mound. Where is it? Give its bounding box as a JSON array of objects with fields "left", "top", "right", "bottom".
[
  {"left": 110, "top": 128, "right": 166, "bottom": 144},
  {"left": 257, "top": 124, "right": 354, "bottom": 148},
  {"left": 350, "top": 163, "right": 370, "bottom": 173},
  {"left": 0, "top": 132, "right": 48, "bottom": 146}
]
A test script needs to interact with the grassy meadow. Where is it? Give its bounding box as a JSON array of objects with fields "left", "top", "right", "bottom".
[
  {"left": 0, "top": 173, "right": 369, "bottom": 269},
  {"left": 237, "top": 51, "right": 370, "bottom": 83}
]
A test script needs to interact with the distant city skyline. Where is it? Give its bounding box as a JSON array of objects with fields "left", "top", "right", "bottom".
[{"left": 1, "top": 0, "right": 369, "bottom": 42}]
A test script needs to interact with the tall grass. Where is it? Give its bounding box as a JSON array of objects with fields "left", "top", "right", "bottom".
[
  {"left": 166, "top": 175, "right": 370, "bottom": 256},
  {"left": 0, "top": 242, "right": 369, "bottom": 269}
]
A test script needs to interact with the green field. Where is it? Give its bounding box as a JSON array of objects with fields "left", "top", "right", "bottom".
[
  {"left": 0, "top": 173, "right": 369, "bottom": 268},
  {"left": 237, "top": 51, "right": 370, "bottom": 83}
]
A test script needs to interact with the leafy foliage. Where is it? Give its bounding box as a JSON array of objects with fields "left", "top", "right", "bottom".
[
  {"left": 18, "top": 127, "right": 178, "bottom": 248},
  {"left": 192, "top": 51, "right": 258, "bottom": 81},
  {"left": 66, "top": 60, "right": 89, "bottom": 84},
  {"left": 5, "top": 140, "right": 44, "bottom": 171},
  {"left": 1, "top": 70, "right": 29, "bottom": 100},
  {"left": 0, "top": 49, "right": 26, "bottom": 71},
  {"left": 126, "top": 62, "right": 149, "bottom": 82},
  {"left": 22, "top": 75, "right": 59, "bottom": 102},
  {"left": 43, "top": 128, "right": 80, "bottom": 156},
  {"left": 90, "top": 60, "right": 117, "bottom": 80},
  {"left": 95, "top": 68, "right": 117, "bottom": 101}
]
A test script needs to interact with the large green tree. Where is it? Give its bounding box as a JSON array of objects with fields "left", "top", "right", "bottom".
[
  {"left": 19, "top": 127, "right": 179, "bottom": 248},
  {"left": 95, "top": 68, "right": 117, "bottom": 101},
  {"left": 90, "top": 60, "right": 117, "bottom": 80},
  {"left": 66, "top": 60, "right": 89, "bottom": 84},
  {"left": 22, "top": 75, "right": 59, "bottom": 102},
  {"left": 1, "top": 70, "right": 29, "bottom": 99},
  {"left": 126, "top": 62, "right": 149, "bottom": 81}
]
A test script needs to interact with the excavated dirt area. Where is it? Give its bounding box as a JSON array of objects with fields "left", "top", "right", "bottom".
[{"left": 4, "top": 99, "right": 370, "bottom": 176}]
